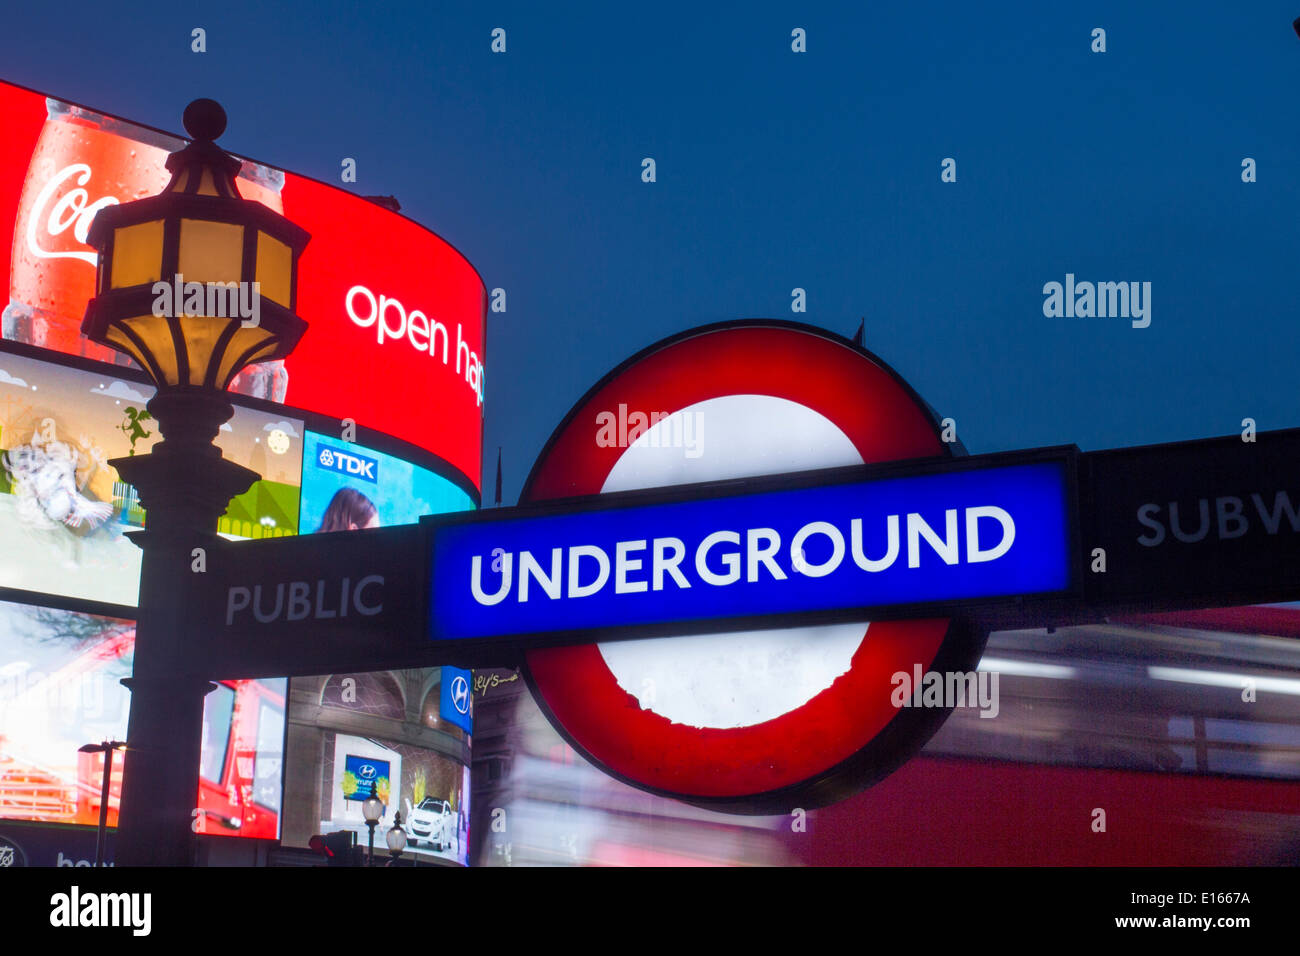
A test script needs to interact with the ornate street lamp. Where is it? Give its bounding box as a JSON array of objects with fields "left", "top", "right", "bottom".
[
  {"left": 84, "top": 97, "right": 308, "bottom": 460},
  {"left": 386, "top": 811, "right": 408, "bottom": 865},
  {"left": 362, "top": 793, "right": 384, "bottom": 865},
  {"left": 80, "top": 98, "right": 310, "bottom": 866}
]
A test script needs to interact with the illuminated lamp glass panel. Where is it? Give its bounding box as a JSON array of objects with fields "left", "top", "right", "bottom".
[
  {"left": 254, "top": 232, "right": 292, "bottom": 307},
  {"left": 178, "top": 218, "right": 243, "bottom": 284},
  {"left": 109, "top": 220, "right": 164, "bottom": 289}
]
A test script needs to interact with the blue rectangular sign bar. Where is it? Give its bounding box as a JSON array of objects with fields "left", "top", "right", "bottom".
[{"left": 427, "top": 451, "right": 1077, "bottom": 646}]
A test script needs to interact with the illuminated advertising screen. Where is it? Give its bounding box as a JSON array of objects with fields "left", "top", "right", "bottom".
[
  {"left": 0, "top": 599, "right": 285, "bottom": 839},
  {"left": 0, "top": 350, "right": 153, "bottom": 606},
  {"left": 300, "top": 429, "right": 474, "bottom": 533},
  {"left": 328, "top": 733, "right": 468, "bottom": 865},
  {"left": 0, "top": 78, "right": 484, "bottom": 493},
  {"left": 282, "top": 671, "right": 471, "bottom": 866},
  {"left": 0, "top": 346, "right": 304, "bottom": 607}
]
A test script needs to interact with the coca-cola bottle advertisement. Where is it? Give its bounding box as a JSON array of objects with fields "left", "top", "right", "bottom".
[{"left": 2, "top": 96, "right": 290, "bottom": 402}]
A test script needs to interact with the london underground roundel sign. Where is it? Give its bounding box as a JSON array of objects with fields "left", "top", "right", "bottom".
[{"left": 520, "top": 320, "right": 987, "bottom": 813}]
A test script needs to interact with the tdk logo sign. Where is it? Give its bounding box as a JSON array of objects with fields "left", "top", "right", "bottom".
[
  {"left": 431, "top": 460, "right": 1073, "bottom": 643},
  {"left": 317, "top": 444, "right": 378, "bottom": 483}
]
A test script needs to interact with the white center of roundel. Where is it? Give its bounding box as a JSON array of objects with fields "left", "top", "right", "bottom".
[{"left": 598, "top": 394, "right": 869, "bottom": 729}]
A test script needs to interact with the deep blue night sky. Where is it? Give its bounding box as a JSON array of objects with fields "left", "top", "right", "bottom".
[{"left": 3, "top": 1, "right": 1298, "bottom": 499}]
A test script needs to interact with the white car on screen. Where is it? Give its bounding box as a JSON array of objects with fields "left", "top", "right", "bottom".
[{"left": 405, "top": 797, "right": 455, "bottom": 851}]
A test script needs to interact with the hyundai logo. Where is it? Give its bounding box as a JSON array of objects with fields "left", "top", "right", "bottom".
[
  {"left": 450, "top": 675, "right": 470, "bottom": 715},
  {"left": 358, "top": 764, "right": 377, "bottom": 780}
]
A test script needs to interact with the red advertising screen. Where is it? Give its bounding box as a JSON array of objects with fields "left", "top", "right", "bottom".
[{"left": 0, "top": 79, "right": 484, "bottom": 492}]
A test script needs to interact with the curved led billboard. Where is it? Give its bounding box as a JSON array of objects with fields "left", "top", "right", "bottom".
[
  {"left": 0, "top": 78, "right": 483, "bottom": 855},
  {"left": 0, "top": 78, "right": 485, "bottom": 494}
]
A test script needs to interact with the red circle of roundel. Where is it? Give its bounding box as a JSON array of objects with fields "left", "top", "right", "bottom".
[{"left": 521, "top": 321, "right": 962, "bottom": 809}]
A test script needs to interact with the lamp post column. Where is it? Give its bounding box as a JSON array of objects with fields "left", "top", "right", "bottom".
[{"left": 112, "top": 390, "right": 258, "bottom": 866}]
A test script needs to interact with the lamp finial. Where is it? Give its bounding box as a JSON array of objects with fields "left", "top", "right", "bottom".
[{"left": 183, "top": 98, "right": 226, "bottom": 143}]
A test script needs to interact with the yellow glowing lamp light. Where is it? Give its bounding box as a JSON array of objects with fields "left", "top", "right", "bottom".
[{"left": 82, "top": 99, "right": 309, "bottom": 391}]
